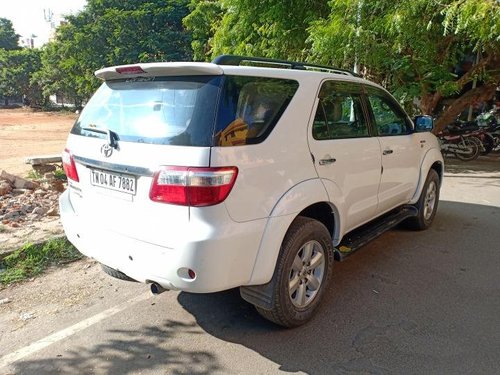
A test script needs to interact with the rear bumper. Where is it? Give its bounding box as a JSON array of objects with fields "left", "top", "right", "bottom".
[{"left": 59, "top": 189, "right": 266, "bottom": 293}]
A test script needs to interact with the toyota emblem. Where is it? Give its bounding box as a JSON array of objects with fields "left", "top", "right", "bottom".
[{"left": 101, "top": 143, "right": 113, "bottom": 158}]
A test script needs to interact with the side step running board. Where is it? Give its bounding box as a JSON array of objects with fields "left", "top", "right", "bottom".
[{"left": 334, "top": 205, "right": 418, "bottom": 261}]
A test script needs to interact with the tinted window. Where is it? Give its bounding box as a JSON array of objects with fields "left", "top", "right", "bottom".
[
  {"left": 366, "top": 88, "right": 412, "bottom": 136},
  {"left": 71, "top": 76, "right": 221, "bottom": 146},
  {"left": 312, "top": 81, "right": 368, "bottom": 140},
  {"left": 214, "top": 76, "right": 299, "bottom": 146}
]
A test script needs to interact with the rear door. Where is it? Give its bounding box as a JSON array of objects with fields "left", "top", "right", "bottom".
[
  {"left": 364, "top": 86, "right": 421, "bottom": 213},
  {"left": 65, "top": 75, "right": 221, "bottom": 247},
  {"left": 308, "top": 80, "right": 381, "bottom": 233}
]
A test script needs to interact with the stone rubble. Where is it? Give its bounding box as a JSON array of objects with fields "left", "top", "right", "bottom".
[{"left": 0, "top": 169, "right": 65, "bottom": 229}]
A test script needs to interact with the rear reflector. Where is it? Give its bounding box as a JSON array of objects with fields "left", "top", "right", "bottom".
[
  {"left": 115, "top": 66, "right": 146, "bottom": 75},
  {"left": 150, "top": 166, "right": 238, "bottom": 207},
  {"left": 62, "top": 148, "right": 79, "bottom": 182}
]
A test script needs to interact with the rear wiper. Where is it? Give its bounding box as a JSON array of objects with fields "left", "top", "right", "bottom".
[{"left": 82, "top": 126, "right": 119, "bottom": 149}]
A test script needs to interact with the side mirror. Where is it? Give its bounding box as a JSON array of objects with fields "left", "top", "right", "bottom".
[{"left": 414, "top": 115, "right": 434, "bottom": 132}]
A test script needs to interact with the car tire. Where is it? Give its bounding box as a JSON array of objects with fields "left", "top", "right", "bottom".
[
  {"left": 405, "top": 169, "right": 440, "bottom": 230},
  {"left": 101, "top": 263, "right": 137, "bottom": 282},
  {"left": 255, "top": 217, "right": 334, "bottom": 327}
]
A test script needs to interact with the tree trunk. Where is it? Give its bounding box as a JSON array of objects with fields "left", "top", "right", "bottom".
[
  {"left": 433, "top": 84, "right": 497, "bottom": 134},
  {"left": 420, "top": 92, "right": 442, "bottom": 115}
]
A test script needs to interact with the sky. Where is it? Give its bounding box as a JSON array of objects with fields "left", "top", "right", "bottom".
[{"left": 1, "top": 0, "right": 87, "bottom": 48}]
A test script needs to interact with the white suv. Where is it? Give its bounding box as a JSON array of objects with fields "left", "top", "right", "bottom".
[{"left": 59, "top": 55, "right": 443, "bottom": 327}]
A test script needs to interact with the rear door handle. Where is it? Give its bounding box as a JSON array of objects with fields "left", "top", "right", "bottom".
[
  {"left": 382, "top": 149, "right": 393, "bottom": 155},
  {"left": 319, "top": 157, "right": 336, "bottom": 165}
]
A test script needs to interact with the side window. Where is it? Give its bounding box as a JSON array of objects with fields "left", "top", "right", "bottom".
[
  {"left": 312, "top": 81, "right": 368, "bottom": 140},
  {"left": 368, "top": 95, "right": 412, "bottom": 136},
  {"left": 214, "top": 76, "right": 299, "bottom": 146}
]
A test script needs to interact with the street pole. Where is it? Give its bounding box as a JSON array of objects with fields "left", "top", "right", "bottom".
[{"left": 467, "top": 49, "right": 481, "bottom": 121}]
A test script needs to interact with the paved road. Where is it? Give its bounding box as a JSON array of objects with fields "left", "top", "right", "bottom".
[{"left": 1, "top": 161, "right": 499, "bottom": 374}]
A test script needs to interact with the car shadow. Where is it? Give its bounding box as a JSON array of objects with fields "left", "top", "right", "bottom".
[{"left": 176, "top": 200, "right": 500, "bottom": 374}]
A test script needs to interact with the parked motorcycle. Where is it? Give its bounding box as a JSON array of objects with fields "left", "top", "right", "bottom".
[
  {"left": 478, "top": 108, "right": 500, "bottom": 153},
  {"left": 446, "top": 122, "right": 495, "bottom": 155},
  {"left": 437, "top": 131, "right": 480, "bottom": 161},
  {"left": 446, "top": 108, "right": 499, "bottom": 155}
]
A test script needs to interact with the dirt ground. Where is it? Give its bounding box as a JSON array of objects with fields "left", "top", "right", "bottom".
[
  {"left": 0, "top": 108, "right": 76, "bottom": 253},
  {"left": 0, "top": 108, "right": 76, "bottom": 176}
]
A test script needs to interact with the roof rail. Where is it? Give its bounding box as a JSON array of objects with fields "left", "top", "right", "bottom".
[{"left": 212, "top": 55, "right": 360, "bottom": 77}]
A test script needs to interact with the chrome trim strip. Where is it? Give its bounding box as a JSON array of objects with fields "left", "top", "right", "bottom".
[{"left": 74, "top": 156, "right": 153, "bottom": 177}]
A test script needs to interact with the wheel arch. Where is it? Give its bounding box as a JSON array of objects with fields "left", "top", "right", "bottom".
[
  {"left": 245, "top": 179, "right": 341, "bottom": 285},
  {"left": 410, "top": 148, "right": 444, "bottom": 204}
]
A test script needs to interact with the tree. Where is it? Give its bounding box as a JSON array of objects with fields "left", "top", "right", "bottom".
[
  {"left": 308, "top": 0, "right": 500, "bottom": 131},
  {"left": 0, "top": 49, "right": 42, "bottom": 105},
  {"left": 186, "top": 0, "right": 329, "bottom": 61},
  {"left": 0, "top": 18, "right": 20, "bottom": 50},
  {"left": 183, "top": 0, "right": 224, "bottom": 61},
  {"left": 35, "top": 0, "right": 193, "bottom": 103}
]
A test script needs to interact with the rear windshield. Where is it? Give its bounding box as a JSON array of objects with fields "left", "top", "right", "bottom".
[
  {"left": 72, "top": 76, "right": 221, "bottom": 147},
  {"left": 72, "top": 75, "right": 299, "bottom": 147}
]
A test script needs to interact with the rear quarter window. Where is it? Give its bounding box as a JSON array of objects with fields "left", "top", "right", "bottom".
[{"left": 214, "top": 76, "right": 299, "bottom": 146}]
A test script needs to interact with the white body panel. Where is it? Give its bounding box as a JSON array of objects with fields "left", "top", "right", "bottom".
[
  {"left": 377, "top": 134, "right": 421, "bottom": 212},
  {"left": 65, "top": 134, "right": 211, "bottom": 246},
  {"left": 60, "top": 190, "right": 265, "bottom": 292},
  {"left": 410, "top": 137, "right": 444, "bottom": 203},
  {"left": 308, "top": 137, "right": 382, "bottom": 233}
]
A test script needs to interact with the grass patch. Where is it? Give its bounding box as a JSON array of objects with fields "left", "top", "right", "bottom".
[
  {"left": 25, "top": 168, "right": 67, "bottom": 181},
  {"left": 0, "top": 238, "right": 82, "bottom": 285},
  {"left": 26, "top": 169, "right": 43, "bottom": 180},
  {"left": 54, "top": 169, "right": 67, "bottom": 181},
  {"left": 0, "top": 225, "right": 6, "bottom": 233}
]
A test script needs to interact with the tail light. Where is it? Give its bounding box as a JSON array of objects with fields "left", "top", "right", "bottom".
[
  {"left": 150, "top": 166, "right": 238, "bottom": 207},
  {"left": 62, "top": 148, "right": 80, "bottom": 182}
]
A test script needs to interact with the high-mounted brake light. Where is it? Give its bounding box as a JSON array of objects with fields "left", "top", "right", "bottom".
[
  {"left": 149, "top": 167, "right": 238, "bottom": 207},
  {"left": 62, "top": 148, "right": 80, "bottom": 182},
  {"left": 115, "top": 66, "right": 146, "bottom": 75}
]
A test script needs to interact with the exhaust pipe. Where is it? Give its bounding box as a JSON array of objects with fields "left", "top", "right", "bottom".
[{"left": 150, "top": 282, "right": 168, "bottom": 295}]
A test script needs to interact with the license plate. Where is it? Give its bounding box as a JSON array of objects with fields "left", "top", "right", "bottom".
[{"left": 89, "top": 168, "right": 136, "bottom": 195}]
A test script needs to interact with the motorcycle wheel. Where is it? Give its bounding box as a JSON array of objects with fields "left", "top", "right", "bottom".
[{"left": 454, "top": 137, "right": 480, "bottom": 161}]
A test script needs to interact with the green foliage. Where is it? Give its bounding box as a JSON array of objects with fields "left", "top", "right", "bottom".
[
  {"left": 0, "top": 18, "right": 20, "bottom": 50},
  {"left": 26, "top": 168, "right": 67, "bottom": 181},
  {"left": 35, "top": 0, "right": 193, "bottom": 102},
  {"left": 183, "top": 0, "right": 224, "bottom": 61},
  {"left": 54, "top": 169, "right": 68, "bottom": 181},
  {"left": 0, "top": 238, "right": 82, "bottom": 284},
  {"left": 442, "top": 0, "right": 500, "bottom": 51},
  {"left": 308, "top": 0, "right": 499, "bottom": 115},
  {"left": 0, "top": 48, "right": 43, "bottom": 105},
  {"left": 208, "top": 0, "right": 329, "bottom": 60}
]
